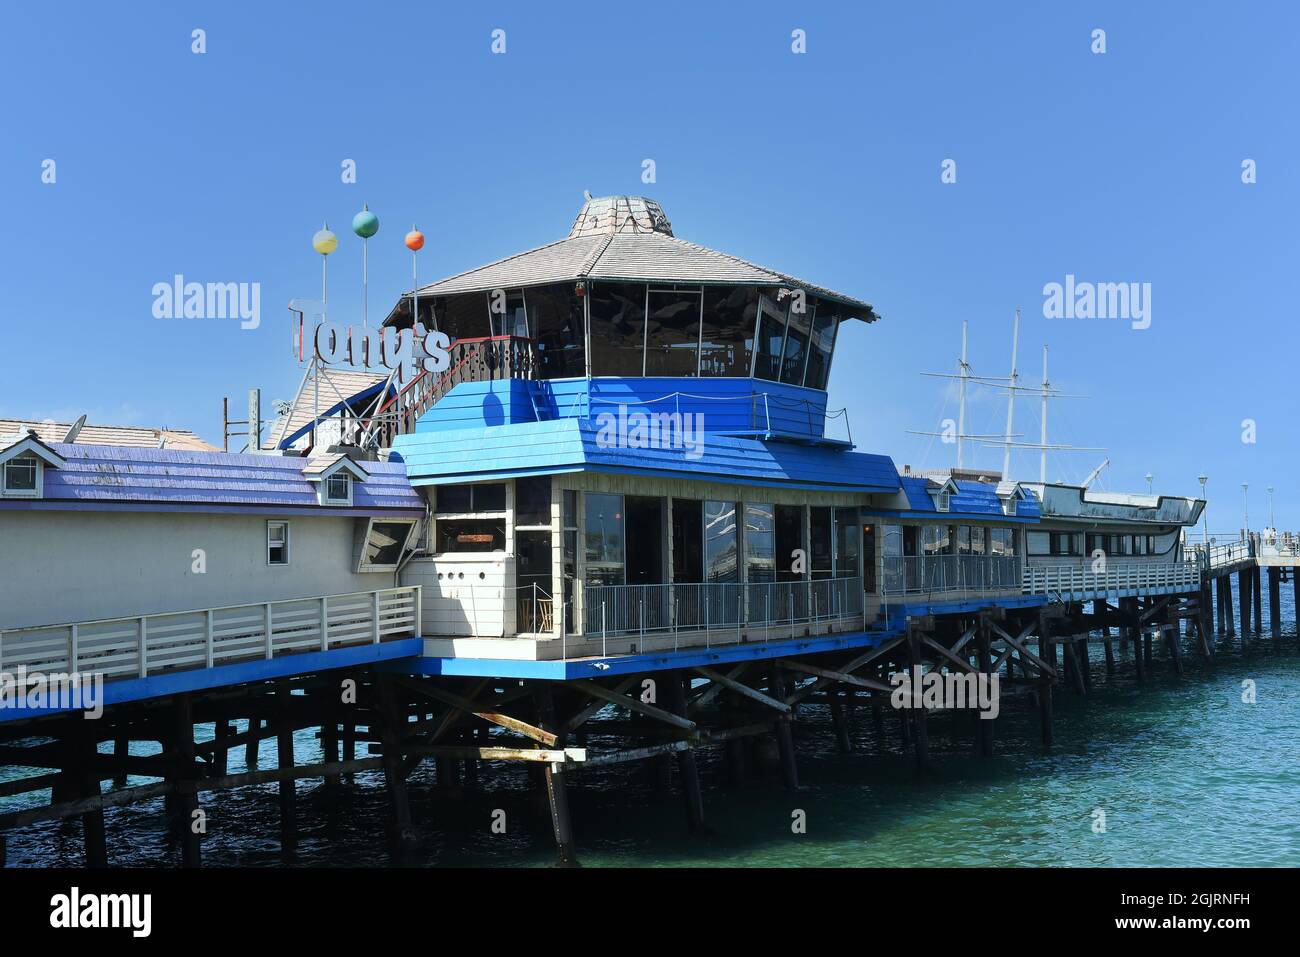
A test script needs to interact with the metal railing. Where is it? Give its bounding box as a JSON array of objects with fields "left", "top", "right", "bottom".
[
  {"left": 581, "top": 577, "right": 863, "bottom": 639},
  {"left": 1185, "top": 538, "right": 1253, "bottom": 569},
  {"left": 881, "top": 555, "right": 1023, "bottom": 597},
  {"left": 1022, "top": 562, "right": 1200, "bottom": 596},
  {"left": 0, "top": 586, "right": 421, "bottom": 681}
]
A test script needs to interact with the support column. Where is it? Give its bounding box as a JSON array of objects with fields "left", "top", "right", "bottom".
[
  {"left": 172, "top": 695, "right": 201, "bottom": 868},
  {"left": 906, "top": 628, "right": 929, "bottom": 770},
  {"left": 72, "top": 725, "right": 107, "bottom": 869},
  {"left": 1269, "top": 567, "right": 1281, "bottom": 639},
  {"left": 769, "top": 667, "right": 800, "bottom": 788},
  {"left": 534, "top": 686, "right": 579, "bottom": 865},
  {"left": 1038, "top": 613, "right": 1054, "bottom": 750},
  {"left": 245, "top": 718, "right": 261, "bottom": 772},
  {"left": 276, "top": 684, "right": 297, "bottom": 854},
  {"left": 1253, "top": 566, "right": 1263, "bottom": 635},
  {"left": 375, "top": 675, "right": 415, "bottom": 849},
  {"left": 663, "top": 674, "right": 705, "bottom": 832},
  {"left": 976, "top": 616, "right": 994, "bottom": 758},
  {"left": 829, "top": 694, "right": 852, "bottom": 753},
  {"left": 1239, "top": 569, "right": 1251, "bottom": 639},
  {"left": 1224, "top": 575, "right": 1236, "bottom": 637}
]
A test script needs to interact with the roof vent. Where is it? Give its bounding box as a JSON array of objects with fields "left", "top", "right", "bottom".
[{"left": 568, "top": 196, "right": 673, "bottom": 238}]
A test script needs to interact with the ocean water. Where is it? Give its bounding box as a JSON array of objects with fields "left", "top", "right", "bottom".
[{"left": 3, "top": 599, "right": 1298, "bottom": 868}]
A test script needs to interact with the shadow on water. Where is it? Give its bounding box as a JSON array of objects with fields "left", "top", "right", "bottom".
[{"left": 3, "top": 619, "right": 1299, "bottom": 867}]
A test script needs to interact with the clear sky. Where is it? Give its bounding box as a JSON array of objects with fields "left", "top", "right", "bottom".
[{"left": 3, "top": 1, "right": 1296, "bottom": 530}]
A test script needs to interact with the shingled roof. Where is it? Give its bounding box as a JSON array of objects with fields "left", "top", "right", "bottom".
[
  {"left": 387, "top": 196, "right": 877, "bottom": 321},
  {"left": 0, "top": 418, "right": 218, "bottom": 451}
]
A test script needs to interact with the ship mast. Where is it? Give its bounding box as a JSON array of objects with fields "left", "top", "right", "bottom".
[
  {"left": 1001, "top": 309, "right": 1019, "bottom": 479},
  {"left": 957, "top": 321, "right": 969, "bottom": 469}
]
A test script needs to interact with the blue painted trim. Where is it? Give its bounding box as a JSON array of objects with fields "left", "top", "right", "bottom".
[
  {"left": 862, "top": 509, "right": 1039, "bottom": 525},
  {"left": 394, "top": 628, "right": 903, "bottom": 681},
  {"left": 881, "top": 595, "right": 1048, "bottom": 617},
  {"left": 0, "top": 501, "right": 424, "bottom": 518},
  {"left": 0, "top": 639, "right": 423, "bottom": 723}
]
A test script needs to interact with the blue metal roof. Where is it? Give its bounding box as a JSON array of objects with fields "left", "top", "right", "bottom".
[
  {"left": 0, "top": 444, "right": 424, "bottom": 515},
  {"left": 881, "top": 476, "right": 1041, "bottom": 521},
  {"left": 393, "top": 418, "right": 900, "bottom": 493}
]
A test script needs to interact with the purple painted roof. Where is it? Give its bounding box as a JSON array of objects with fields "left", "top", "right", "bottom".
[{"left": 2, "top": 444, "right": 423, "bottom": 515}]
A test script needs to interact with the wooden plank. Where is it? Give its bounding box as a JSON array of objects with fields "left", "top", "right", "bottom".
[
  {"left": 921, "top": 636, "right": 979, "bottom": 674},
  {"left": 397, "top": 678, "right": 558, "bottom": 746},
  {"left": 563, "top": 676, "right": 637, "bottom": 732},
  {"left": 577, "top": 741, "right": 688, "bottom": 768}
]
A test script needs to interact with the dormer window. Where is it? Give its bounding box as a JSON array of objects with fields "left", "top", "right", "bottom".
[
  {"left": 2, "top": 456, "right": 38, "bottom": 496},
  {"left": 0, "top": 432, "right": 65, "bottom": 499},
  {"left": 324, "top": 473, "right": 352, "bottom": 505},
  {"left": 302, "top": 453, "right": 368, "bottom": 507},
  {"left": 935, "top": 490, "right": 950, "bottom": 512}
]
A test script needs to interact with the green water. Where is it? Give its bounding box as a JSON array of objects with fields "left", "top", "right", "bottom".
[{"left": 3, "top": 624, "right": 1298, "bottom": 867}]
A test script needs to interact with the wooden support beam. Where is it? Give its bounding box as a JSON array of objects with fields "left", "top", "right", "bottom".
[
  {"left": 577, "top": 741, "right": 688, "bottom": 769},
  {"left": 1269, "top": 567, "right": 1282, "bottom": 640},
  {"left": 374, "top": 675, "right": 415, "bottom": 849},
  {"left": 562, "top": 680, "right": 697, "bottom": 732},
  {"left": 990, "top": 621, "right": 1057, "bottom": 679},
  {"left": 784, "top": 636, "right": 906, "bottom": 705},
  {"left": 397, "top": 678, "right": 558, "bottom": 746},
  {"left": 776, "top": 659, "right": 894, "bottom": 694},
  {"left": 563, "top": 677, "right": 636, "bottom": 733},
  {"left": 769, "top": 667, "right": 799, "bottom": 789},
  {"left": 690, "top": 664, "right": 750, "bottom": 712},
  {"left": 921, "top": 636, "right": 980, "bottom": 675},
  {"left": 692, "top": 666, "right": 790, "bottom": 714},
  {"left": 663, "top": 674, "right": 705, "bottom": 833},
  {"left": 172, "top": 695, "right": 201, "bottom": 868},
  {"left": 976, "top": 618, "right": 994, "bottom": 759}
]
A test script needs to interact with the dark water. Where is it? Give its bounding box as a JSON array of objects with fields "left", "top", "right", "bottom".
[{"left": 4, "top": 602, "right": 1299, "bottom": 868}]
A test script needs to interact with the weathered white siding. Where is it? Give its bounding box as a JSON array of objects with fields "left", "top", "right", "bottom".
[
  {"left": 400, "top": 555, "right": 512, "bottom": 637},
  {"left": 0, "top": 511, "right": 391, "bottom": 630}
]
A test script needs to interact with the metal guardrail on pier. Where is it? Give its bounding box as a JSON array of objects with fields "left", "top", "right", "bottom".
[
  {"left": 0, "top": 586, "right": 421, "bottom": 681},
  {"left": 881, "top": 555, "right": 1022, "bottom": 598},
  {"left": 582, "top": 577, "right": 863, "bottom": 638},
  {"left": 1022, "top": 563, "right": 1200, "bottom": 597}
]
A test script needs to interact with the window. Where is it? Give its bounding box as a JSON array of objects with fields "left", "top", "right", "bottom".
[
  {"left": 744, "top": 503, "right": 776, "bottom": 583},
  {"left": 2, "top": 457, "right": 38, "bottom": 496},
  {"left": 935, "top": 490, "right": 950, "bottom": 512},
  {"left": 778, "top": 301, "right": 809, "bottom": 384},
  {"left": 922, "top": 525, "right": 951, "bottom": 555},
  {"left": 704, "top": 500, "right": 739, "bottom": 583},
  {"left": 644, "top": 287, "right": 702, "bottom": 376},
  {"left": 752, "top": 294, "right": 788, "bottom": 381},
  {"left": 803, "top": 305, "right": 839, "bottom": 390},
  {"left": 699, "top": 287, "right": 759, "bottom": 377},
  {"left": 587, "top": 282, "right": 647, "bottom": 376},
  {"left": 672, "top": 498, "right": 705, "bottom": 582},
  {"left": 436, "top": 519, "right": 505, "bottom": 553},
  {"left": 834, "top": 508, "right": 860, "bottom": 578},
  {"left": 969, "top": 526, "right": 986, "bottom": 555},
  {"left": 359, "top": 520, "right": 416, "bottom": 570},
  {"left": 990, "top": 527, "right": 1016, "bottom": 557},
  {"left": 810, "top": 506, "right": 833, "bottom": 580},
  {"left": 1049, "top": 532, "right": 1082, "bottom": 556},
  {"left": 1133, "top": 534, "right": 1147, "bottom": 555},
  {"left": 584, "top": 493, "right": 625, "bottom": 585},
  {"left": 436, "top": 483, "right": 505, "bottom": 514},
  {"left": 515, "top": 476, "right": 552, "bottom": 527},
  {"left": 489, "top": 289, "right": 528, "bottom": 338},
  {"left": 324, "top": 472, "right": 351, "bottom": 505},
  {"left": 267, "top": 522, "right": 290, "bottom": 565},
  {"left": 527, "top": 283, "right": 585, "bottom": 379},
  {"left": 1086, "top": 533, "right": 1105, "bottom": 555}
]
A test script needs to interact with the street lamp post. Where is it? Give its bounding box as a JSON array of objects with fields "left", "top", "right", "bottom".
[
  {"left": 1242, "top": 483, "right": 1249, "bottom": 539},
  {"left": 1145, "top": 472, "right": 1153, "bottom": 493},
  {"left": 1198, "top": 474, "right": 1208, "bottom": 546},
  {"left": 1267, "top": 485, "right": 1275, "bottom": 530}
]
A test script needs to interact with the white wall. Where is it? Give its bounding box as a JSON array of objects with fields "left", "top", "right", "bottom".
[
  {"left": 401, "top": 555, "right": 511, "bottom": 637},
  {"left": 0, "top": 510, "right": 393, "bottom": 630}
]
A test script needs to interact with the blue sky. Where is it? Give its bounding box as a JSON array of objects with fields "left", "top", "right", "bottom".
[{"left": 3, "top": 1, "right": 1296, "bottom": 528}]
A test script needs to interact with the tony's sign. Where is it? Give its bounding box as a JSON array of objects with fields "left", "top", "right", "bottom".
[{"left": 307, "top": 321, "right": 452, "bottom": 382}]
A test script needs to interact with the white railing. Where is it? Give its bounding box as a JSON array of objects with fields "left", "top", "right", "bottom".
[
  {"left": 582, "top": 577, "right": 863, "bottom": 638},
  {"left": 1022, "top": 562, "right": 1200, "bottom": 596},
  {"left": 1185, "top": 539, "right": 1252, "bottom": 569},
  {"left": 0, "top": 586, "right": 421, "bottom": 681},
  {"left": 881, "top": 555, "right": 1022, "bottom": 598}
]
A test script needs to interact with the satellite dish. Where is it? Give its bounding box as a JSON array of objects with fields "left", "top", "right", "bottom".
[{"left": 63, "top": 414, "right": 87, "bottom": 443}]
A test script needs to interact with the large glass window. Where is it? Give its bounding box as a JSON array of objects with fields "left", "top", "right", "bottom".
[
  {"left": 834, "top": 508, "right": 860, "bottom": 578},
  {"left": 527, "top": 283, "right": 585, "bottom": 379},
  {"left": 672, "top": 498, "right": 704, "bottom": 582},
  {"left": 436, "top": 519, "right": 505, "bottom": 553},
  {"left": 810, "top": 506, "right": 833, "bottom": 580},
  {"left": 699, "top": 286, "right": 759, "bottom": 377},
  {"left": 744, "top": 503, "right": 776, "bottom": 583},
  {"left": 921, "top": 525, "right": 951, "bottom": 555},
  {"left": 361, "top": 521, "right": 415, "bottom": 568},
  {"left": 434, "top": 292, "right": 490, "bottom": 340},
  {"left": 587, "top": 282, "right": 646, "bottom": 376},
  {"left": 436, "top": 483, "right": 506, "bottom": 513},
  {"left": 704, "top": 500, "right": 739, "bottom": 582},
  {"left": 644, "top": 288, "right": 702, "bottom": 376},
  {"left": 753, "top": 294, "right": 788, "bottom": 381},
  {"left": 990, "top": 527, "right": 1016, "bottom": 556},
  {"left": 489, "top": 289, "right": 528, "bottom": 338},
  {"left": 775, "top": 505, "right": 804, "bottom": 582},
  {"left": 515, "top": 476, "right": 552, "bottom": 527},
  {"left": 516, "top": 529, "right": 553, "bottom": 631},
  {"left": 584, "top": 492, "right": 625, "bottom": 585},
  {"left": 779, "top": 303, "right": 810, "bottom": 385},
  {"left": 803, "top": 305, "right": 839, "bottom": 390}
]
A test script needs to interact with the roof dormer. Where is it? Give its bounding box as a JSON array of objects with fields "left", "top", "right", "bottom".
[
  {"left": 0, "top": 431, "right": 66, "bottom": 499},
  {"left": 996, "top": 481, "right": 1029, "bottom": 516},
  {"left": 930, "top": 477, "right": 959, "bottom": 513},
  {"left": 302, "top": 453, "right": 369, "bottom": 507}
]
